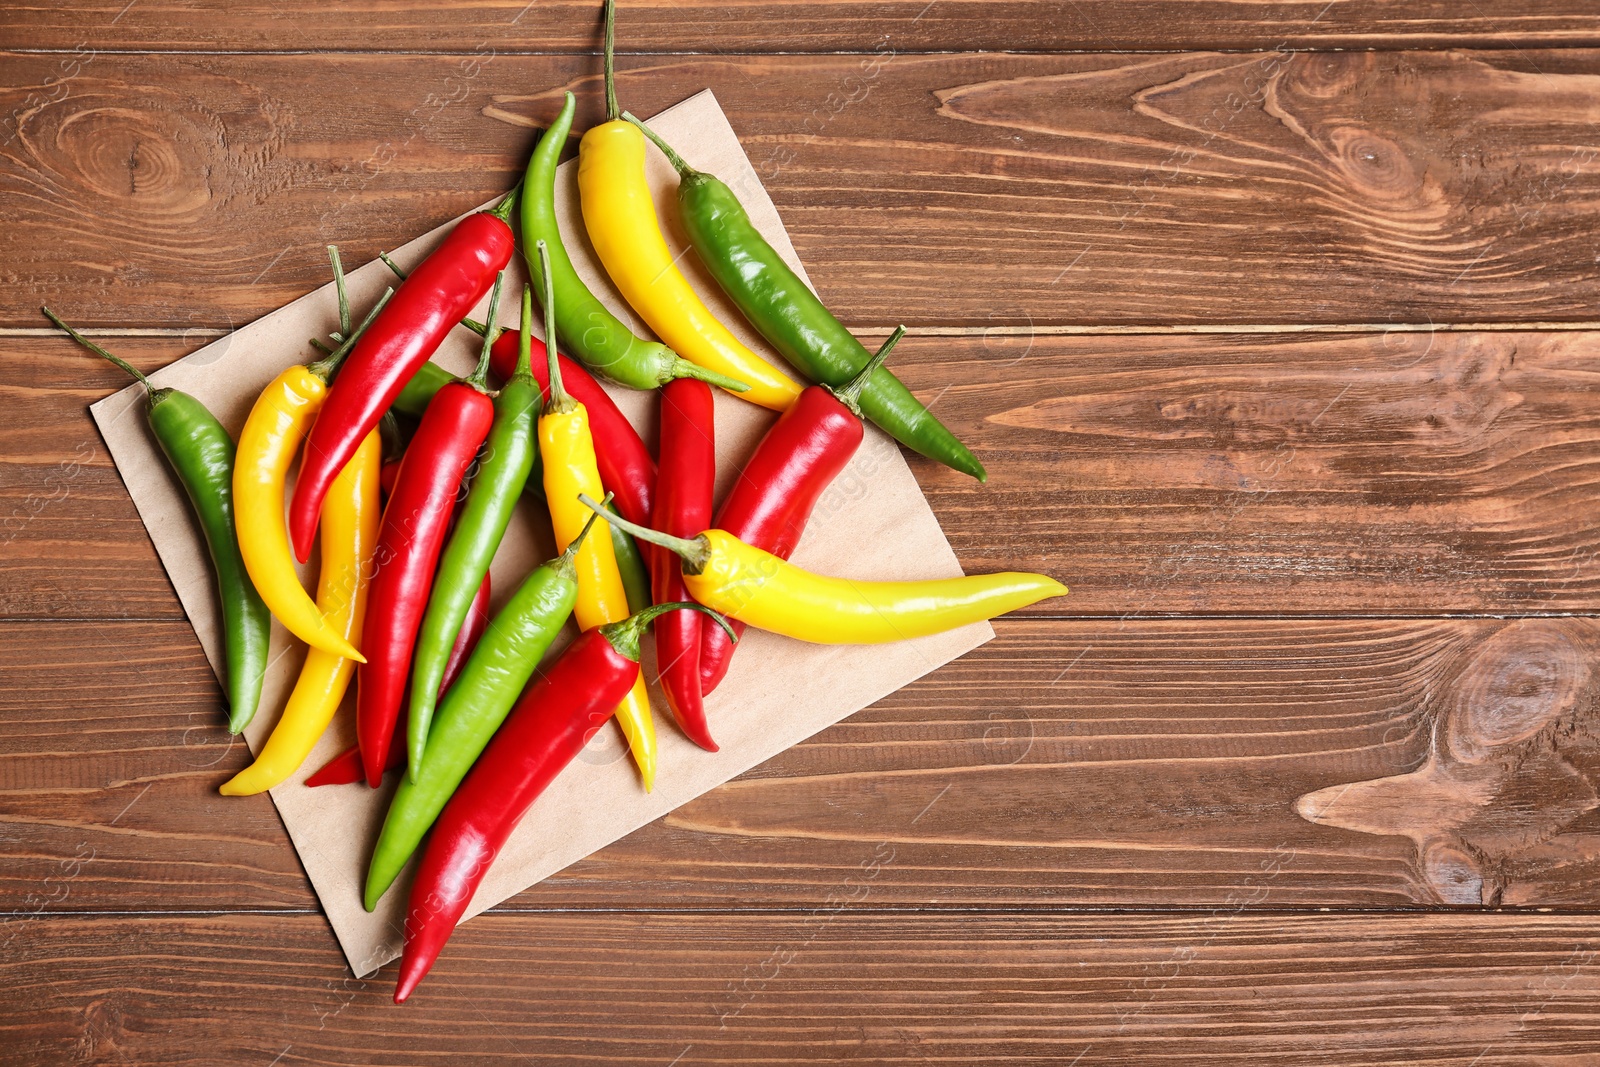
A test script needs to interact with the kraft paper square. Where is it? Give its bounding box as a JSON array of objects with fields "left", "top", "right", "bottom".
[{"left": 89, "top": 89, "right": 993, "bottom": 976}]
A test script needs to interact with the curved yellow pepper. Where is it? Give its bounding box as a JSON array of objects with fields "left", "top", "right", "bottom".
[
  {"left": 542, "top": 390, "right": 657, "bottom": 791},
  {"left": 578, "top": 120, "right": 802, "bottom": 414},
  {"left": 221, "top": 429, "right": 380, "bottom": 796},
  {"left": 589, "top": 498, "right": 1069, "bottom": 644},
  {"left": 234, "top": 364, "right": 365, "bottom": 662}
]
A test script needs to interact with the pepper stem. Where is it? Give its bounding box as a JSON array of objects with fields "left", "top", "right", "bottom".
[
  {"left": 536, "top": 240, "right": 575, "bottom": 414},
  {"left": 515, "top": 284, "right": 534, "bottom": 378},
  {"left": 487, "top": 183, "right": 521, "bottom": 224},
  {"left": 309, "top": 287, "right": 394, "bottom": 381},
  {"left": 830, "top": 325, "right": 906, "bottom": 415},
  {"left": 622, "top": 112, "right": 694, "bottom": 177},
  {"left": 671, "top": 357, "right": 750, "bottom": 393},
  {"left": 380, "top": 251, "right": 496, "bottom": 340},
  {"left": 577, "top": 493, "right": 711, "bottom": 572},
  {"left": 464, "top": 271, "right": 505, "bottom": 390},
  {"left": 327, "top": 245, "right": 351, "bottom": 336},
  {"left": 602, "top": 601, "right": 735, "bottom": 664},
  {"left": 603, "top": 0, "right": 620, "bottom": 122},
  {"left": 556, "top": 491, "right": 610, "bottom": 568},
  {"left": 42, "top": 306, "right": 158, "bottom": 405}
]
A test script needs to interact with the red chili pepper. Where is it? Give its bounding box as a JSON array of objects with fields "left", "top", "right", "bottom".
[
  {"left": 355, "top": 282, "right": 507, "bottom": 787},
  {"left": 488, "top": 330, "right": 654, "bottom": 526},
  {"left": 650, "top": 379, "right": 717, "bottom": 749},
  {"left": 305, "top": 570, "right": 489, "bottom": 788},
  {"left": 289, "top": 197, "right": 516, "bottom": 561},
  {"left": 392, "top": 602, "right": 730, "bottom": 1002},
  {"left": 696, "top": 329, "right": 907, "bottom": 694}
]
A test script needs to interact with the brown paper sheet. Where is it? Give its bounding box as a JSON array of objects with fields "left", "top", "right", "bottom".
[{"left": 89, "top": 90, "right": 992, "bottom": 976}]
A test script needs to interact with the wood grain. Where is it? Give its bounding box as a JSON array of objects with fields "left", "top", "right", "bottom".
[
  {"left": 8, "top": 912, "right": 1600, "bottom": 1065},
  {"left": 5, "top": 1, "right": 1600, "bottom": 53},
  {"left": 10, "top": 615, "right": 1600, "bottom": 913},
  {"left": 7, "top": 50, "right": 1600, "bottom": 330},
  {"left": 12, "top": 328, "right": 1600, "bottom": 620}
]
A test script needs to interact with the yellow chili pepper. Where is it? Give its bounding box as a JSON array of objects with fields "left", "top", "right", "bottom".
[
  {"left": 220, "top": 428, "right": 380, "bottom": 795},
  {"left": 234, "top": 267, "right": 390, "bottom": 661},
  {"left": 577, "top": 0, "right": 802, "bottom": 414},
  {"left": 535, "top": 241, "right": 657, "bottom": 790},
  {"left": 585, "top": 496, "right": 1069, "bottom": 644}
]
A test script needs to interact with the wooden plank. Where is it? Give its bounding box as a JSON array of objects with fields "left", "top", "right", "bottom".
[
  {"left": 8, "top": 615, "right": 1600, "bottom": 913},
  {"left": 6, "top": 50, "right": 1600, "bottom": 330},
  {"left": 11, "top": 328, "right": 1600, "bottom": 619},
  {"left": 7, "top": 912, "right": 1600, "bottom": 1064},
  {"left": 6, "top": 1, "right": 1600, "bottom": 54}
]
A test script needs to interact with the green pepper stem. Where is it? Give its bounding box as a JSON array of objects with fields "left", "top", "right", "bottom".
[
  {"left": 378, "top": 410, "right": 404, "bottom": 463},
  {"left": 602, "top": 600, "right": 735, "bottom": 664},
  {"left": 577, "top": 493, "right": 711, "bottom": 572},
  {"left": 622, "top": 112, "right": 694, "bottom": 177},
  {"left": 830, "top": 325, "right": 906, "bottom": 414},
  {"left": 515, "top": 284, "right": 534, "bottom": 379},
  {"left": 309, "top": 287, "right": 394, "bottom": 381},
  {"left": 308, "top": 337, "right": 335, "bottom": 356},
  {"left": 380, "top": 251, "right": 497, "bottom": 340},
  {"left": 487, "top": 183, "right": 521, "bottom": 224},
  {"left": 603, "top": 0, "right": 620, "bottom": 122},
  {"left": 327, "top": 245, "right": 351, "bottom": 336},
  {"left": 42, "top": 306, "right": 159, "bottom": 404},
  {"left": 464, "top": 271, "right": 505, "bottom": 390},
  {"left": 671, "top": 358, "right": 750, "bottom": 393},
  {"left": 536, "top": 240, "right": 575, "bottom": 414},
  {"left": 556, "top": 491, "right": 610, "bottom": 568}
]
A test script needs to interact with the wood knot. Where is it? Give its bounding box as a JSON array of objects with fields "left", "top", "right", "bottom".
[
  {"left": 1443, "top": 620, "right": 1589, "bottom": 766},
  {"left": 1326, "top": 126, "right": 1423, "bottom": 201}
]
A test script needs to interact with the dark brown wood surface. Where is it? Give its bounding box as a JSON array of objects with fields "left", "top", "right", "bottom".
[
  {"left": 6, "top": 3, "right": 1600, "bottom": 1063},
  {"left": 8, "top": 50, "right": 1600, "bottom": 330},
  {"left": 7, "top": 1, "right": 1600, "bottom": 53}
]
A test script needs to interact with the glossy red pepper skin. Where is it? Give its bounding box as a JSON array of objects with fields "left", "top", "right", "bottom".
[
  {"left": 393, "top": 627, "right": 637, "bottom": 1003},
  {"left": 488, "top": 331, "right": 654, "bottom": 526},
  {"left": 699, "top": 385, "right": 862, "bottom": 694},
  {"left": 651, "top": 379, "right": 717, "bottom": 749},
  {"left": 305, "top": 571, "right": 488, "bottom": 788},
  {"left": 290, "top": 212, "right": 513, "bottom": 560},
  {"left": 357, "top": 382, "right": 494, "bottom": 787}
]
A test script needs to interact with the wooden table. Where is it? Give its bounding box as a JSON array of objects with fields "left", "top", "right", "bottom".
[{"left": 7, "top": 4, "right": 1600, "bottom": 1063}]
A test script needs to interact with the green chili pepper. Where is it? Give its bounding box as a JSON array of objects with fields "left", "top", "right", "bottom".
[
  {"left": 625, "top": 115, "right": 987, "bottom": 483},
  {"left": 521, "top": 91, "right": 745, "bottom": 395},
  {"left": 393, "top": 360, "right": 454, "bottom": 419},
  {"left": 46, "top": 308, "right": 271, "bottom": 731},
  {"left": 363, "top": 510, "right": 602, "bottom": 911},
  {"left": 406, "top": 286, "right": 544, "bottom": 782},
  {"left": 609, "top": 525, "right": 652, "bottom": 615}
]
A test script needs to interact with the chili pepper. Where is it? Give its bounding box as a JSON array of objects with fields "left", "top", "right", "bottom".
[
  {"left": 626, "top": 115, "right": 987, "bottom": 482},
  {"left": 363, "top": 510, "right": 600, "bottom": 908},
  {"left": 577, "top": 0, "right": 800, "bottom": 413},
  {"left": 651, "top": 378, "right": 718, "bottom": 749},
  {"left": 220, "top": 428, "right": 381, "bottom": 795},
  {"left": 235, "top": 253, "right": 390, "bottom": 662},
  {"left": 699, "top": 328, "right": 901, "bottom": 694},
  {"left": 586, "top": 495, "right": 1068, "bottom": 644},
  {"left": 533, "top": 240, "right": 658, "bottom": 789},
  {"left": 46, "top": 308, "right": 270, "bottom": 732},
  {"left": 394, "top": 334, "right": 656, "bottom": 529},
  {"left": 611, "top": 525, "right": 652, "bottom": 614},
  {"left": 392, "top": 600, "right": 733, "bottom": 1001},
  {"left": 523, "top": 90, "right": 747, "bottom": 398},
  {"left": 304, "top": 570, "right": 488, "bottom": 789},
  {"left": 356, "top": 274, "right": 506, "bottom": 787},
  {"left": 407, "top": 285, "right": 543, "bottom": 781},
  {"left": 289, "top": 194, "right": 517, "bottom": 561}
]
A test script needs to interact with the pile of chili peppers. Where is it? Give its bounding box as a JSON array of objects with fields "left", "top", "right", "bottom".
[{"left": 50, "top": 0, "right": 1067, "bottom": 1003}]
